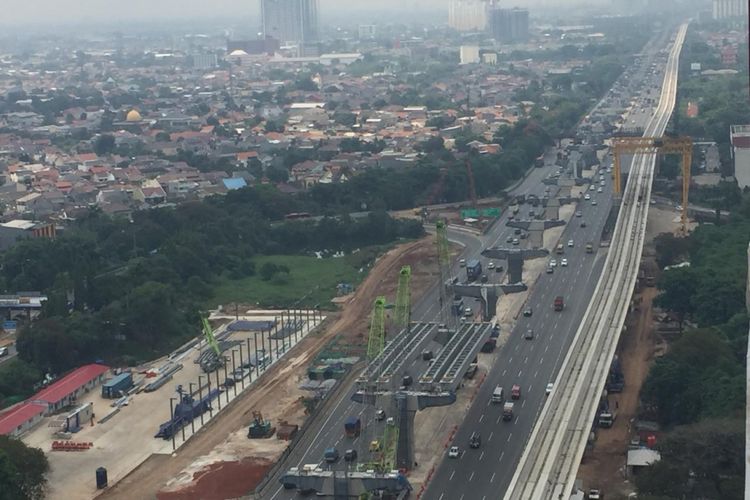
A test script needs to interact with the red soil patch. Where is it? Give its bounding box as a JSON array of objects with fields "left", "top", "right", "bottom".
[{"left": 157, "top": 458, "right": 272, "bottom": 500}]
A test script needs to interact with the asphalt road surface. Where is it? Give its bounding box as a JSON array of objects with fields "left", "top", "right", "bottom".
[{"left": 423, "top": 33, "right": 672, "bottom": 500}]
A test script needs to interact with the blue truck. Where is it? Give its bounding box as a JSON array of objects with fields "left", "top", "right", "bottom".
[{"left": 466, "top": 259, "right": 482, "bottom": 282}]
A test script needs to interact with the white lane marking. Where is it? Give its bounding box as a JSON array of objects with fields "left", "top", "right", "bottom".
[
  {"left": 479, "top": 451, "right": 485, "bottom": 461},
  {"left": 499, "top": 451, "right": 505, "bottom": 462},
  {"left": 544, "top": 345, "right": 549, "bottom": 353},
  {"left": 502, "top": 369, "right": 507, "bottom": 377},
  {"left": 524, "top": 356, "right": 528, "bottom": 364},
  {"left": 450, "top": 470, "right": 455, "bottom": 481},
  {"left": 490, "top": 472, "right": 496, "bottom": 483},
  {"left": 522, "top": 399, "right": 526, "bottom": 408},
  {"left": 488, "top": 431, "right": 493, "bottom": 442},
  {"left": 528, "top": 384, "right": 533, "bottom": 393},
  {"left": 539, "top": 357, "right": 545, "bottom": 365},
  {"left": 479, "top": 414, "right": 484, "bottom": 423},
  {"left": 533, "top": 370, "right": 538, "bottom": 378},
  {"left": 439, "top": 494, "right": 445, "bottom": 500},
  {"left": 515, "top": 415, "right": 519, "bottom": 424},
  {"left": 518, "top": 370, "right": 523, "bottom": 377},
  {"left": 507, "top": 433, "right": 512, "bottom": 442},
  {"left": 496, "top": 415, "right": 502, "bottom": 424}
]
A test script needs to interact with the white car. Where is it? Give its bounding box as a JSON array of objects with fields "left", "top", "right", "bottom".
[
  {"left": 584, "top": 194, "right": 591, "bottom": 200},
  {"left": 546, "top": 383, "right": 554, "bottom": 395},
  {"left": 592, "top": 200, "right": 598, "bottom": 206},
  {"left": 597, "top": 187, "right": 603, "bottom": 193},
  {"left": 567, "top": 240, "right": 574, "bottom": 247},
  {"left": 561, "top": 258, "right": 568, "bottom": 267},
  {"left": 448, "top": 446, "right": 460, "bottom": 458},
  {"left": 549, "top": 259, "right": 557, "bottom": 267},
  {"left": 488, "top": 262, "right": 495, "bottom": 269},
  {"left": 600, "top": 180, "right": 606, "bottom": 186},
  {"left": 575, "top": 211, "right": 582, "bottom": 217},
  {"left": 589, "top": 185, "right": 596, "bottom": 191}
]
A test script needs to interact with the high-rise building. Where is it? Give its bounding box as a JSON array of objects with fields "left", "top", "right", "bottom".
[
  {"left": 712, "top": 0, "right": 747, "bottom": 19},
  {"left": 730, "top": 125, "right": 750, "bottom": 189},
  {"left": 261, "top": 0, "right": 320, "bottom": 45},
  {"left": 448, "top": 0, "right": 488, "bottom": 32},
  {"left": 488, "top": 7, "right": 529, "bottom": 43}
]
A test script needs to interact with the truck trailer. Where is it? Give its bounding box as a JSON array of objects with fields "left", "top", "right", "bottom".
[
  {"left": 101, "top": 372, "right": 133, "bottom": 399},
  {"left": 344, "top": 416, "right": 361, "bottom": 438},
  {"left": 554, "top": 296, "right": 564, "bottom": 311},
  {"left": 466, "top": 260, "right": 482, "bottom": 282}
]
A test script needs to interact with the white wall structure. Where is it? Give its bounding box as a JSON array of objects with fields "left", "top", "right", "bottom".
[
  {"left": 730, "top": 125, "right": 750, "bottom": 189},
  {"left": 460, "top": 45, "right": 481, "bottom": 64}
]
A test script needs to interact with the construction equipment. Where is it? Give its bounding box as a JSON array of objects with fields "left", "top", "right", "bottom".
[
  {"left": 394, "top": 266, "right": 411, "bottom": 329},
  {"left": 366, "top": 297, "right": 387, "bottom": 362},
  {"left": 611, "top": 135, "right": 692, "bottom": 232},
  {"left": 248, "top": 411, "right": 275, "bottom": 438},
  {"left": 155, "top": 386, "right": 220, "bottom": 439},
  {"left": 198, "top": 317, "right": 225, "bottom": 373}
]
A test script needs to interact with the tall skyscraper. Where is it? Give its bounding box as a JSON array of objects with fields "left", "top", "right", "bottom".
[
  {"left": 488, "top": 7, "right": 529, "bottom": 44},
  {"left": 448, "top": 0, "right": 488, "bottom": 32},
  {"left": 261, "top": 0, "right": 320, "bottom": 45},
  {"left": 712, "top": 0, "right": 748, "bottom": 19}
]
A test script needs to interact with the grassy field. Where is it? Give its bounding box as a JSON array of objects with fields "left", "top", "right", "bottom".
[{"left": 209, "top": 250, "right": 383, "bottom": 310}]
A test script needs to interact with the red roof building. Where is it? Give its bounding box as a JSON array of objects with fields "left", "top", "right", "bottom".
[
  {"left": 30, "top": 364, "right": 109, "bottom": 412},
  {"left": 0, "top": 402, "right": 46, "bottom": 437}
]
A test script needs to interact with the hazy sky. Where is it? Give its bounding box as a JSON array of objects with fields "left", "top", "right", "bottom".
[
  {"left": 1, "top": 0, "right": 443, "bottom": 25},
  {"left": 0, "top": 0, "right": 584, "bottom": 26}
]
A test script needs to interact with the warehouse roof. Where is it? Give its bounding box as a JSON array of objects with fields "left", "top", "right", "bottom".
[
  {"left": 0, "top": 402, "right": 46, "bottom": 435},
  {"left": 32, "top": 364, "right": 109, "bottom": 405}
]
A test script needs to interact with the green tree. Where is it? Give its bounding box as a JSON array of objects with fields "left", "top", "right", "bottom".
[
  {"left": 0, "top": 436, "right": 49, "bottom": 500},
  {"left": 636, "top": 419, "right": 744, "bottom": 499},
  {"left": 655, "top": 267, "right": 697, "bottom": 332},
  {"left": 260, "top": 262, "right": 279, "bottom": 281},
  {"left": 94, "top": 134, "right": 115, "bottom": 156}
]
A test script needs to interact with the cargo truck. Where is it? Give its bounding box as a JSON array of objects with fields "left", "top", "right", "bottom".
[
  {"left": 466, "top": 259, "right": 482, "bottom": 281},
  {"left": 503, "top": 402, "right": 515, "bottom": 421},
  {"left": 491, "top": 386, "right": 504, "bottom": 404},
  {"left": 554, "top": 296, "right": 564, "bottom": 311},
  {"left": 344, "top": 416, "right": 361, "bottom": 438}
]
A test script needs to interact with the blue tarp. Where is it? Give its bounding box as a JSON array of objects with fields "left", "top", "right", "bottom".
[{"left": 222, "top": 178, "right": 247, "bottom": 190}]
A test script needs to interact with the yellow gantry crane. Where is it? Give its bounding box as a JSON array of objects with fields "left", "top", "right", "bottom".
[{"left": 611, "top": 135, "right": 692, "bottom": 232}]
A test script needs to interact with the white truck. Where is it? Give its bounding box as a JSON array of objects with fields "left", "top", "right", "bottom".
[
  {"left": 491, "top": 386, "right": 504, "bottom": 404},
  {"left": 503, "top": 402, "right": 515, "bottom": 421}
]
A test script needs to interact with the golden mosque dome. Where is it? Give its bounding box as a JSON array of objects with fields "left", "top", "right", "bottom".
[{"left": 126, "top": 109, "right": 142, "bottom": 122}]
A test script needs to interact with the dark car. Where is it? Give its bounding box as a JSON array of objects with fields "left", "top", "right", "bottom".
[
  {"left": 523, "top": 307, "right": 533, "bottom": 317},
  {"left": 344, "top": 449, "right": 358, "bottom": 462},
  {"left": 469, "top": 432, "right": 481, "bottom": 449}
]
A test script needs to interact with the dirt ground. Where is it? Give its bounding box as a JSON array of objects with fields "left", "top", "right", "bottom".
[
  {"left": 99, "top": 236, "right": 439, "bottom": 500},
  {"left": 577, "top": 205, "right": 682, "bottom": 498}
]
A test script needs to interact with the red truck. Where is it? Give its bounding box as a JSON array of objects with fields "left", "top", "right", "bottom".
[
  {"left": 554, "top": 296, "right": 564, "bottom": 311},
  {"left": 511, "top": 384, "right": 521, "bottom": 400}
]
